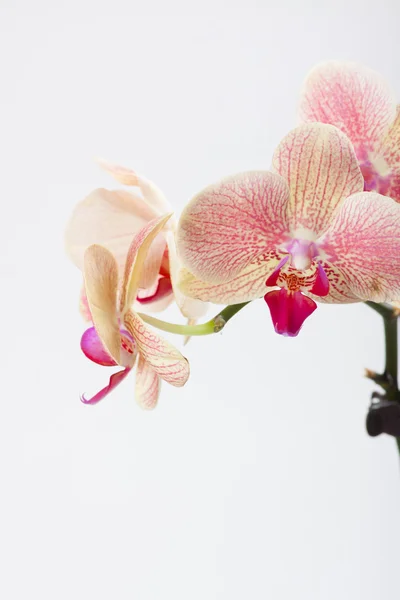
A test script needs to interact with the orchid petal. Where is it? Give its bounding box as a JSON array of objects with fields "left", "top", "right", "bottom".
[
  {"left": 65, "top": 188, "right": 158, "bottom": 276},
  {"left": 136, "top": 276, "right": 173, "bottom": 305},
  {"left": 135, "top": 355, "right": 160, "bottom": 410},
  {"left": 97, "top": 159, "right": 142, "bottom": 186},
  {"left": 83, "top": 245, "right": 121, "bottom": 364},
  {"left": 119, "top": 214, "right": 173, "bottom": 314},
  {"left": 79, "top": 285, "right": 92, "bottom": 321},
  {"left": 380, "top": 105, "right": 400, "bottom": 202},
  {"left": 134, "top": 290, "right": 174, "bottom": 313},
  {"left": 299, "top": 61, "right": 396, "bottom": 157},
  {"left": 264, "top": 289, "right": 317, "bottom": 337},
  {"left": 178, "top": 252, "right": 282, "bottom": 304},
  {"left": 272, "top": 123, "right": 364, "bottom": 237},
  {"left": 320, "top": 192, "right": 400, "bottom": 302},
  {"left": 124, "top": 310, "right": 189, "bottom": 387},
  {"left": 80, "top": 326, "right": 118, "bottom": 366},
  {"left": 137, "top": 232, "right": 167, "bottom": 291},
  {"left": 309, "top": 264, "right": 329, "bottom": 297},
  {"left": 177, "top": 171, "right": 290, "bottom": 284},
  {"left": 309, "top": 262, "right": 359, "bottom": 304},
  {"left": 166, "top": 232, "right": 209, "bottom": 319},
  {"left": 81, "top": 368, "right": 131, "bottom": 405},
  {"left": 98, "top": 159, "right": 172, "bottom": 214}
]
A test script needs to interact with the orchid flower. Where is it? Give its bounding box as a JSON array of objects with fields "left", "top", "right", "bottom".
[
  {"left": 299, "top": 61, "right": 400, "bottom": 201},
  {"left": 65, "top": 159, "right": 207, "bottom": 321},
  {"left": 80, "top": 214, "right": 190, "bottom": 409},
  {"left": 176, "top": 123, "right": 400, "bottom": 336}
]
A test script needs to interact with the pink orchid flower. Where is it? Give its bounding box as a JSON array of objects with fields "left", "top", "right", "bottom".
[
  {"left": 65, "top": 160, "right": 207, "bottom": 321},
  {"left": 80, "top": 214, "right": 190, "bottom": 409},
  {"left": 299, "top": 61, "right": 400, "bottom": 201},
  {"left": 176, "top": 123, "right": 400, "bottom": 336}
]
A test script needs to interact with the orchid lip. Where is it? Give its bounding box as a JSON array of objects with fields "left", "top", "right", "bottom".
[{"left": 264, "top": 288, "right": 317, "bottom": 337}]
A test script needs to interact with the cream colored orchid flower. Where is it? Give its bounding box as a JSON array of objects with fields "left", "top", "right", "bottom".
[
  {"left": 65, "top": 160, "right": 208, "bottom": 322},
  {"left": 80, "top": 214, "right": 190, "bottom": 410}
]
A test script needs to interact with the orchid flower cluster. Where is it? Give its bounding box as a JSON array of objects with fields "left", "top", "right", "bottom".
[{"left": 65, "top": 61, "right": 400, "bottom": 417}]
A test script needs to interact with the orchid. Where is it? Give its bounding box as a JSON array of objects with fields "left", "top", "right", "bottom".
[
  {"left": 80, "top": 214, "right": 190, "bottom": 410},
  {"left": 176, "top": 123, "right": 400, "bottom": 336},
  {"left": 65, "top": 159, "right": 207, "bottom": 322},
  {"left": 299, "top": 61, "right": 400, "bottom": 201}
]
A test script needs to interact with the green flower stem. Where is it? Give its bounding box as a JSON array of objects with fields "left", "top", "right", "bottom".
[
  {"left": 366, "top": 301, "right": 400, "bottom": 453},
  {"left": 366, "top": 302, "right": 398, "bottom": 390},
  {"left": 138, "top": 301, "right": 251, "bottom": 337}
]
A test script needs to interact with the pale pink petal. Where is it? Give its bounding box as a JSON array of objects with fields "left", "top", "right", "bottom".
[
  {"left": 135, "top": 355, "right": 160, "bottom": 410},
  {"left": 379, "top": 105, "right": 400, "bottom": 202},
  {"left": 299, "top": 61, "right": 396, "bottom": 158},
  {"left": 134, "top": 290, "right": 174, "bottom": 313},
  {"left": 132, "top": 174, "right": 172, "bottom": 216},
  {"left": 137, "top": 276, "right": 173, "bottom": 304},
  {"left": 83, "top": 245, "right": 121, "bottom": 364},
  {"left": 177, "top": 171, "right": 290, "bottom": 284},
  {"left": 79, "top": 285, "right": 92, "bottom": 321},
  {"left": 124, "top": 310, "right": 190, "bottom": 387},
  {"left": 319, "top": 192, "right": 400, "bottom": 302},
  {"left": 178, "top": 252, "right": 282, "bottom": 304},
  {"left": 65, "top": 188, "right": 158, "bottom": 277},
  {"left": 81, "top": 368, "right": 131, "bottom": 405},
  {"left": 272, "top": 123, "right": 364, "bottom": 237},
  {"left": 97, "top": 159, "right": 142, "bottom": 186},
  {"left": 137, "top": 232, "right": 167, "bottom": 291},
  {"left": 98, "top": 159, "right": 172, "bottom": 215},
  {"left": 119, "top": 214, "right": 173, "bottom": 314},
  {"left": 166, "top": 233, "right": 208, "bottom": 319}
]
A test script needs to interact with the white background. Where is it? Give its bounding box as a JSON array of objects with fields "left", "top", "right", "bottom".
[{"left": 1, "top": 1, "right": 400, "bottom": 598}]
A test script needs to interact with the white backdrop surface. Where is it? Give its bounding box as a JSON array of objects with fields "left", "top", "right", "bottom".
[{"left": 1, "top": 1, "right": 400, "bottom": 599}]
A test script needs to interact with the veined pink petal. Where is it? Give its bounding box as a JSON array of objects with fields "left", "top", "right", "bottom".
[
  {"left": 124, "top": 310, "right": 190, "bottom": 387},
  {"left": 83, "top": 245, "right": 121, "bottom": 364},
  {"left": 177, "top": 171, "right": 290, "bottom": 284},
  {"left": 166, "top": 232, "right": 209, "bottom": 319},
  {"left": 264, "top": 289, "right": 317, "bottom": 337},
  {"left": 65, "top": 188, "right": 158, "bottom": 276},
  {"left": 380, "top": 106, "right": 400, "bottom": 202},
  {"left": 119, "top": 214, "right": 173, "bottom": 314},
  {"left": 299, "top": 61, "right": 396, "bottom": 157},
  {"left": 272, "top": 123, "right": 364, "bottom": 237},
  {"left": 79, "top": 285, "right": 92, "bottom": 321},
  {"left": 178, "top": 252, "right": 282, "bottom": 304},
  {"left": 320, "top": 192, "right": 400, "bottom": 302},
  {"left": 135, "top": 355, "right": 160, "bottom": 410},
  {"left": 81, "top": 368, "right": 131, "bottom": 405},
  {"left": 98, "top": 159, "right": 172, "bottom": 215}
]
